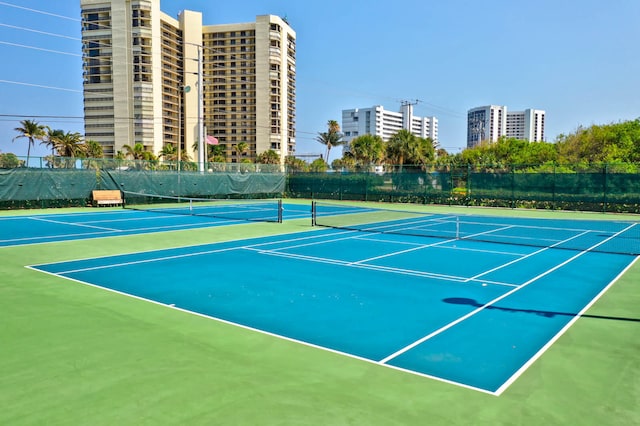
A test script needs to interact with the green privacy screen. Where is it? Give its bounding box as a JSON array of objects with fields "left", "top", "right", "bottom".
[
  {"left": 1, "top": 163, "right": 639, "bottom": 213},
  {"left": 286, "top": 166, "right": 640, "bottom": 213},
  {"left": 0, "top": 168, "right": 285, "bottom": 209}
]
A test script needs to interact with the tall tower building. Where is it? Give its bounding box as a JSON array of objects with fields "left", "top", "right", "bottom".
[
  {"left": 80, "top": 0, "right": 296, "bottom": 164},
  {"left": 466, "top": 105, "right": 507, "bottom": 149},
  {"left": 468, "top": 105, "right": 545, "bottom": 148}
]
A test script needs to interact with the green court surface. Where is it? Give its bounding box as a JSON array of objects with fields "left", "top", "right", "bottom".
[{"left": 1, "top": 201, "right": 638, "bottom": 425}]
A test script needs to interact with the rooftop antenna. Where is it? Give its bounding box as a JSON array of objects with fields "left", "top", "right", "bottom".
[{"left": 400, "top": 99, "right": 421, "bottom": 107}]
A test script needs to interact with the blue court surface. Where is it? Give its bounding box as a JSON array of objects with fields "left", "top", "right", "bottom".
[
  {"left": 29, "top": 207, "right": 639, "bottom": 394},
  {"left": 0, "top": 202, "right": 310, "bottom": 247}
]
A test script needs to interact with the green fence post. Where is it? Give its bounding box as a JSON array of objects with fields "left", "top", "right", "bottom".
[
  {"left": 603, "top": 163, "right": 608, "bottom": 213},
  {"left": 466, "top": 164, "right": 471, "bottom": 206},
  {"left": 552, "top": 163, "right": 556, "bottom": 210},
  {"left": 365, "top": 170, "right": 369, "bottom": 202}
]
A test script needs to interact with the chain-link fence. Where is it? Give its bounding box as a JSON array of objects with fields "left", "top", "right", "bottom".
[
  {"left": 1, "top": 158, "right": 639, "bottom": 213},
  {"left": 286, "top": 164, "right": 640, "bottom": 214}
]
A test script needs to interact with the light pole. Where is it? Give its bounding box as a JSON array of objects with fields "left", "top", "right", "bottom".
[{"left": 178, "top": 84, "right": 191, "bottom": 197}]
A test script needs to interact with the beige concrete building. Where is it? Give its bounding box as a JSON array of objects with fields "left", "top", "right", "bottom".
[{"left": 80, "top": 0, "right": 296, "bottom": 164}]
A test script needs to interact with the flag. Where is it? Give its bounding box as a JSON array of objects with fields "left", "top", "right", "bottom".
[{"left": 206, "top": 135, "right": 218, "bottom": 145}]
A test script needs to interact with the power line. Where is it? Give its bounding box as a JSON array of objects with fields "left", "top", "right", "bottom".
[
  {"left": 0, "top": 23, "right": 80, "bottom": 41},
  {"left": 0, "top": 1, "right": 79, "bottom": 22},
  {"left": 0, "top": 40, "right": 81, "bottom": 56},
  {"left": 0, "top": 2, "right": 459, "bottom": 149}
]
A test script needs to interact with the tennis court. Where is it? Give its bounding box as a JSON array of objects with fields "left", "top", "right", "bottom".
[
  {"left": 27, "top": 201, "right": 640, "bottom": 394},
  {"left": 0, "top": 197, "right": 309, "bottom": 247}
]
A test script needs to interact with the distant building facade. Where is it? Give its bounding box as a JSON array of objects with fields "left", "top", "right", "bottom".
[
  {"left": 467, "top": 105, "right": 545, "bottom": 148},
  {"left": 80, "top": 0, "right": 296, "bottom": 164},
  {"left": 341, "top": 103, "right": 438, "bottom": 149}
]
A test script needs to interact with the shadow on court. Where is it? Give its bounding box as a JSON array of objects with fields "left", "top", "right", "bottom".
[{"left": 443, "top": 297, "right": 640, "bottom": 323}]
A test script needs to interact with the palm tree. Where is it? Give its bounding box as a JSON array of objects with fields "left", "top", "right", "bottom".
[
  {"left": 122, "top": 143, "right": 155, "bottom": 160},
  {"left": 51, "top": 131, "right": 84, "bottom": 168},
  {"left": 43, "top": 127, "right": 64, "bottom": 156},
  {"left": 83, "top": 140, "right": 104, "bottom": 169},
  {"left": 84, "top": 140, "right": 104, "bottom": 158},
  {"left": 235, "top": 141, "right": 249, "bottom": 160},
  {"left": 158, "top": 143, "right": 178, "bottom": 163},
  {"left": 316, "top": 119, "right": 345, "bottom": 162},
  {"left": 386, "top": 129, "right": 416, "bottom": 171},
  {"left": 53, "top": 131, "right": 84, "bottom": 158},
  {"left": 207, "top": 144, "right": 225, "bottom": 163},
  {"left": 158, "top": 143, "right": 191, "bottom": 169},
  {"left": 13, "top": 119, "right": 46, "bottom": 167},
  {"left": 122, "top": 142, "right": 156, "bottom": 169},
  {"left": 350, "top": 134, "right": 385, "bottom": 169},
  {"left": 257, "top": 149, "right": 281, "bottom": 164}
]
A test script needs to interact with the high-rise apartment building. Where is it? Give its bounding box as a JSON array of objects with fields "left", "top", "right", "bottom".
[
  {"left": 505, "top": 109, "right": 545, "bottom": 143},
  {"left": 467, "top": 105, "right": 507, "bottom": 148},
  {"left": 467, "top": 105, "right": 545, "bottom": 148},
  {"left": 80, "top": 0, "right": 296, "bottom": 164},
  {"left": 341, "top": 103, "right": 438, "bottom": 149}
]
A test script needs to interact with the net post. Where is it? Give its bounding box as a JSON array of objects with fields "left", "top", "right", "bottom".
[
  {"left": 456, "top": 216, "right": 460, "bottom": 240},
  {"left": 311, "top": 201, "right": 317, "bottom": 226},
  {"left": 278, "top": 199, "right": 283, "bottom": 223}
]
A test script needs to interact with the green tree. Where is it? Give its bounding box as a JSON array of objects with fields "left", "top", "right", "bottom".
[
  {"left": 13, "top": 119, "right": 46, "bottom": 166},
  {"left": 84, "top": 140, "right": 104, "bottom": 158},
  {"left": 158, "top": 143, "right": 178, "bottom": 162},
  {"left": 43, "top": 127, "right": 64, "bottom": 157},
  {"left": 555, "top": 119, "right": 640, "bottom": 164},
  {"left": 309, "top": 158, "right": 328, "bottom": 172},
  {"left": 207, "top": 144, "right": 224, "bottom": 163},
  {"left": 256, "top": 149, "right": 280, "bottom": 164},
  {"left": 235, "top": 141, "right": 249, "bottom": 161},
  {"left": 122, "top": 143, "right": 155, "bottom": 161},
  {"left": 285, "top": 156, "right": 309, "bottom": 172},
  {"left": 349, "top": 134, "right": 385, "bottom": 169},
  {"left": 0, "top": 153, "right": 21, "bottom": 168},
  {"left": 52, "top": 131, "right": 84, "bottom": 158},
  {"left": 122, "top": 142, "right": 156, "bottom": 169},
  {"left": 386, "top": 129, "right": 416, "bottom": 170},
  {"left": 316, "top": 119, "right": 345, "bottom": 163},
  {"left": 331, "top": 155, "right": 356, "bottom": 172}
]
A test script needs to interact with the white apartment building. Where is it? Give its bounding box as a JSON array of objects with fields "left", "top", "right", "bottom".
[
  {"left": 506, "top": 109, "right": 545, "bottom": 142},
  {"left": 80, "top": 0, "right": 296, "bottom": 164},
  {"left": 467, "top": 105, "right": 545, "bottom": 148},
  {"left": 342, "top": 103, "right": 438, "bottom": 149}
]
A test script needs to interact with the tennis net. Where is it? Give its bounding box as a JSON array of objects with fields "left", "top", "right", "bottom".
[
  {"left": 311, "top": 201, "right": 640, "bottom": 255},
  {"left": 123, "top": 191, "right": 283, "bottom": 223}
]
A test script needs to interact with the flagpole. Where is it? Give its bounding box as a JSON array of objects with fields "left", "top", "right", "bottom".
[{"left": 197, "top": 45, "right": 205, "bottom": 173}]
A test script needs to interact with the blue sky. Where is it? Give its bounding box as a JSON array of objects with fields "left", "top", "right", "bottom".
[{"left": 0, "top": 0, "right": 638, "bottom": 161}]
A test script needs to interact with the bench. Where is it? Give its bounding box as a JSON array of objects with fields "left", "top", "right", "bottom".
[{"left": 92, "top": 190, "right": 123, "bottom": 207}]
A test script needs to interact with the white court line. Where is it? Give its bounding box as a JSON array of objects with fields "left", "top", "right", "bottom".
[
  {"left": 248, "top": 246, "right": 518, "bottom": 286},
  {"left": 78, "top": 213, "right": 201, "bottom": 224},
  {"left": 1, "top": 217, "right": 248, "bottom": 247},
  {"left": 29, "top": 216, "right": 121, "bottom": 231},
  {"left": 350, "top": 238, "right": 455, "bottom": 265},
  {"left": 37, "top": 228, "right": 358, "bottom": 273},
  {"left": 25, "top": 265, "right": 495, "bottom": 395},
  {"left": 494, "top": 254, "right": 640, "bottom": 395},
  {"left": 465, "top": 230, "right": 592, "bottom": 283},
  {"left": 52, "top": 244, "right": 246, "bottom": 274},
  {"left": 351, "top": 223, "right": 518, "bottom": 266},
  {"left": 378, "top": 222, "right": 638, "bottom": 368}
]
